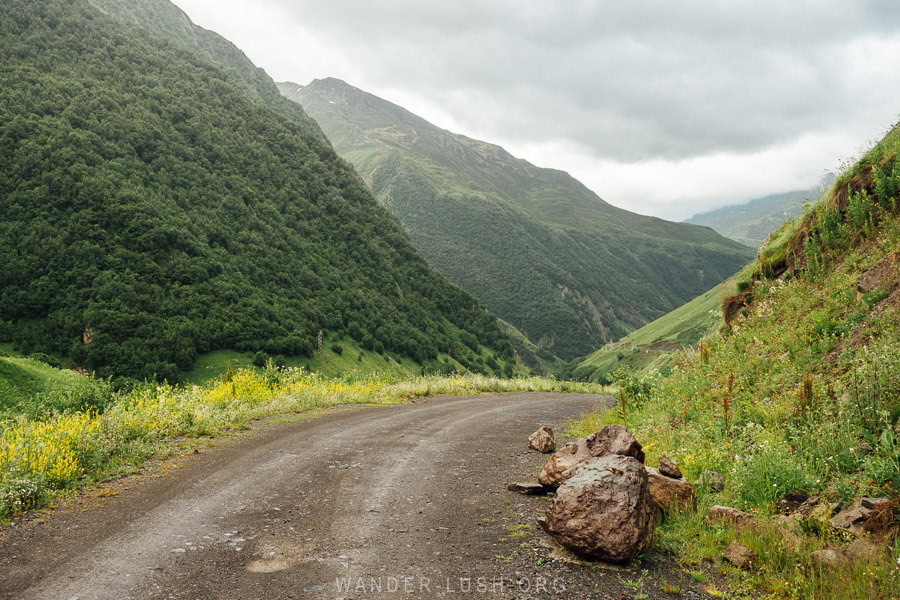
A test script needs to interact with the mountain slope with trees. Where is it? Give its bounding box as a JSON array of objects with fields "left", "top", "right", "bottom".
[
  {"left": 0, "top": 0, "right": 512, "bottom": 381},
  {"left": 280, "top": 78, "right": 755, "bottom": 359},
  {"left": 88, "top": 0, "right": 324, "bottom": 137}
]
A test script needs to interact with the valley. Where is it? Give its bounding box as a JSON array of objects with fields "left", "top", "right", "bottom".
[
  {"left": 1, "top": 1, "right": 898, "bottom": 599},
  {"left": 280, "top": 77, "right": 753, "bottom": 360}
]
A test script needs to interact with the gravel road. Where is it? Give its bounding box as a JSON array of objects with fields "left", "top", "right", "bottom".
[{"left": 0, "top": 393, "right": 712, "bottom": 599}]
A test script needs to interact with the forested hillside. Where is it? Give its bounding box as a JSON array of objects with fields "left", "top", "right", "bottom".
[
  {"left": 281, "top": 78, "right": 755, "bottom": 359},
  {"left": 87, "top": 0, "right": 324, "bottom": 137},
  {"left": 0, "top": 0, "right": 512, "bottom": 381}
]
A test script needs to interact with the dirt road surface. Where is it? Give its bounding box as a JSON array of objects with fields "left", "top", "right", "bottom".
[{"left": 0, "top": 393, "right": 711, "bottom": 599}]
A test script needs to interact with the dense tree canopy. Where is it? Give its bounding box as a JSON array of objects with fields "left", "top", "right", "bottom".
[{"left": 0, "top": 0, "right": 511, "bottom": 380}]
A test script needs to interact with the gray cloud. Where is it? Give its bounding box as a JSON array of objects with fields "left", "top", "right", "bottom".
[
  {"left": 244, "top": 0, "right": 900, "bottom": 160},
  {"left": 175, "top": 0, "right": 900, "bottom": 216}
]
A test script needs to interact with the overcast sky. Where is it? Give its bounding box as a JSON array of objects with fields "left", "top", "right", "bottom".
[{"left": 173, "top": 0, "right": 900, "bottom": 220}]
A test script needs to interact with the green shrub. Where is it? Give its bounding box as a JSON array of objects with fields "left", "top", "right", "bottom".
[{"left": 252, "top": 351, "right": 269, "bottom": 367}]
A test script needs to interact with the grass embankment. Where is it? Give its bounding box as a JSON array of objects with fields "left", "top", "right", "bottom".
[
  {"left": 570, "top": 125, "right": 900, "bottom": 599},
  {"left": 0, "top": 363, "right": 607, "bottom": 520},
  {"left": 0, "top": 355, "right": 98, "bottom": 419},
  {"left": 571, "top": 267, "right": 752, "bottom": 383}
]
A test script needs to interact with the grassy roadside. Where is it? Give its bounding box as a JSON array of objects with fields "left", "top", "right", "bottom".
[
  {"left": 0, "top": 364, "right": 608, "bottom": 520},
  {"left": 568, "top": 230, "right": 899, "bottom": 597},
  {"left": 566, "top": 131, "right": 900, "bottom": 597}
]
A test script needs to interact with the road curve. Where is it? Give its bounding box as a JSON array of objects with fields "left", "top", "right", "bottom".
[{"left": 1, "top": 393, "right": 617, "bottom": 599}]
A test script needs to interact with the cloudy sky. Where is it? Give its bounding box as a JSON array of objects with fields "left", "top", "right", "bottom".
[{"left": 174, "top": 0, "right": 900, "bottom": 220}]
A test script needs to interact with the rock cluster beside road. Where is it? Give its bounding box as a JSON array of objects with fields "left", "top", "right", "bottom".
[
  {"left": 513, "top": 424, "right": 898, "bottom": 573},
  {"left": 518, "top": 425, "right": 694, "bottom": 563}
]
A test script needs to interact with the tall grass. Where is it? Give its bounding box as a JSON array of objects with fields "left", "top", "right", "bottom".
[
  {"left": 567, "top": 207, "right": 899, "bottom": 598},
  {"left": 0, "top": 365, "right": 608, "bottom": 518}
]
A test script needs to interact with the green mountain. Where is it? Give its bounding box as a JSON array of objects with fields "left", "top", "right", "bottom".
[
  {"left": 0, "top": 0, "right": 513, "bottom": 381},
  {"left": 685, "top": 174, "right": 835, "bottom": 247},
  {"left": 279, "top": 78, "right": 755, "bottom": 359},
  {"left": 87, "top": 0, "right": 323, "bottom": 137}
]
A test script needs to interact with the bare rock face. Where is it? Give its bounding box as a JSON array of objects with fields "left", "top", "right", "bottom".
[
  {"left": 543, "top": 454, "right": 656, "bottom": 563},
  {"left": 646, "top": 467, "right": 696, "bottom": 513},
  {"left": 706, "top": 505, "right": 755, "bottom": 530},
  {"left": 722, "top": 540, "right": 753, "bottom": 569},
  {"left": 528, "top": 426, "right": 556, "bottom": 453},
  {"left": 658, "top": 456, "right": 682, "bottom": 479},
  {"left": 538, "top": 425, "right": 645, "bottom": 488}
]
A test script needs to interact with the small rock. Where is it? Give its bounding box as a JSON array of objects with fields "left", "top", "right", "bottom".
[
  {"left": 722, "top": 540, "right": 753, "bottom": 569},
  {"left": 707, "top": 505, "right": 755, "bottom": 529},
  {"left": 794, "top": 495, "right": 823, "bottom": 518},
  {"left": 658, "top": 456, "right": 682, "bottom": 479},
  {"left": 528, "top": 426, "right": 556, "bottom": 453},
  {"left": 808, "top": 500, "right": 840, "bottom": 523},
  {"left": 830, "top": 497, "right": 890, "bottom": 537},
  {"left": 507, "top": 482, "right": 548, "bottom": 496},
  {"left": 538, "top": 425, "right": 644, "bottom": 489},
  {"left": 774, "top": 515, "right": 802, "bottom": 546},
  {"left": 854, "top": 440, "right": 874, "bottom": 455},
  {"left": 811, "top": 549, "right": 844, "bottom": 568},
  {"left": 699, "top": 470, "right": 725, "bottom": 493},
  {"left": 862, "top": 498, "right": 899, "bottom": 539},
  {"left": 646, "top": 467, "right": 695, "bottom": 513}
]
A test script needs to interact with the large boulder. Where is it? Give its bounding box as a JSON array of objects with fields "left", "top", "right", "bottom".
[
  {"left": 542, "top": 454, "right": 656, "bottom": 563},
  {"left": 538, "top": 425, "right": 645, "bottom": 488},
  {"left": 528, "top": 426, "right": 556, "bottom": 453},
  {"left": 646, "top": 467, "right": 696, "bottom": 512}
]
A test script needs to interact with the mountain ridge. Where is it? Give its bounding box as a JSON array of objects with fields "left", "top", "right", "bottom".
[
  {"left": 88, "top": 0, "right": 325, "bottom": 138},
  {"left": 280, "top": 77, "right": 755, "bottom": 359},
  {"left": 685, "top": 174, "right": 836, "bottom": 247}
]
